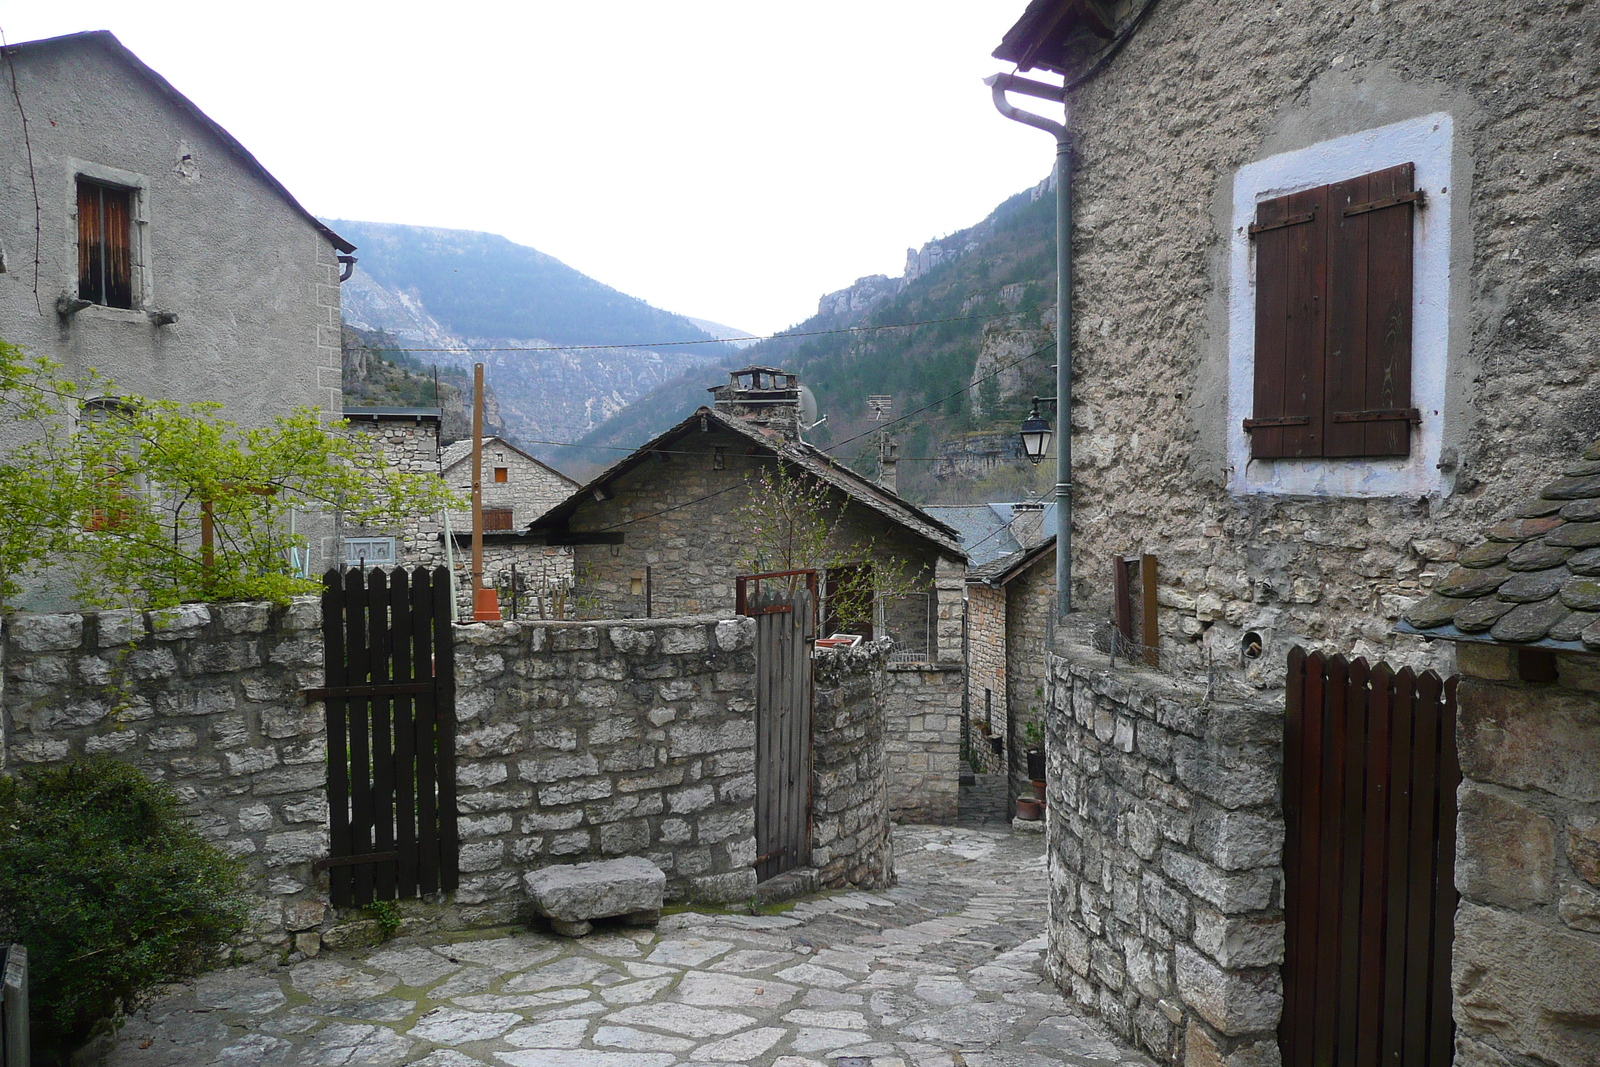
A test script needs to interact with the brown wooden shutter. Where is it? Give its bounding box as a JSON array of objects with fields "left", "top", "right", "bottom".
[
  {"left": 1326, "top": 163, "right": 1417, "bottom": 458},
  {"left": 77, "top": 179, "right": 133, "bottom": 309},
  {"left": 482, "top": 508, "right": 513, "bottom": 531},
  {"left": 1248, "top": 187, "right": 1327, "bottom": 458}
]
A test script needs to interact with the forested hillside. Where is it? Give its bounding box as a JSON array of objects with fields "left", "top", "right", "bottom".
[
  {"left": 569, "top": 182, "right": 1062, "bottom": 503},
  {"left": 341, "top": 325, "right": 506, "bottom": 446}
]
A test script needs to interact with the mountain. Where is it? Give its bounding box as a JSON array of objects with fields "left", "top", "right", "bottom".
[
  {"left": 326, "top": 220, "right": 741, "bottom": 464},
  {"left": 569, "top": 176, "right": 1062, "bottom": 502},
  {"left": 340, "top": 325, "right": 505, "bottom": 446}
]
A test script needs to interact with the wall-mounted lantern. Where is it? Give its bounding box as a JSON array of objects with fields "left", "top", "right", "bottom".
[{"left": 1019, "top": 396, "right": 1057, "bottom": 466}]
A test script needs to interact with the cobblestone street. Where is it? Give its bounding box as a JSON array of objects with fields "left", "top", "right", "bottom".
[{"left": 110, "top": 825, "right": 1150, "bottom": 1067}]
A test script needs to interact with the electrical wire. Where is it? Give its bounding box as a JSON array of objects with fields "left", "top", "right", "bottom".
[{"left": 1, "top": 27, "right": 43, "bottom": 312}]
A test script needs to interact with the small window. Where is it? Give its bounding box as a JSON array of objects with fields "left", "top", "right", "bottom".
[
  {"left": 77, "top": 178, "right": 134, "bottom": 309},
  {"left": 483, "top": 508, "right": 513, "bottom": 531},
  {"left": 343, "top": 537, "right": 396, "bottom": 568},
  {"left": 1246, "top": 162, "right": 1419, "bottom": 460},
  {"left": 493, "top": 467, "right": 509, "bottom": 483}
]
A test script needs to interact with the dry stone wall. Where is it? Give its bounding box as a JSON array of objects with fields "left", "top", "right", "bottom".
[
  {"left": 812, "top": 641, "right": 895, "bottom": 890},
  {"left": 0, "top": 600, "right": 331, "bottom": 961},
  {"left": 967, "top": 583, "right": 1007, "bottom": 775},
  {"left": 448, "top": 615, "right": 761, "bottom": 917},
  {"left": 884, "top": 662, "right": 963, "bottom": 824},
  {"left": 1449, "top": 644, "right": 1600, "bottom": 1067},
  {"left": 1045, "top": 644, "right": 1284, "bottom": 1066}
]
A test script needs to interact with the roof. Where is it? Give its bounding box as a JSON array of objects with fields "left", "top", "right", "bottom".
[
  {"left": 3, "top": 31, "right": 354, "bottom": 254},
  {"left": 440, "top": 436, "right": 578, "bottom": 488},
  {"left": 1398, "top": 439, "right": 1600, "bottom": 653},
  {"left": 344, "top": 407, "right": 442, "bottom": 423},
  {"left": 968, "top": 537, "right": 1056, "bottom": 587},
  {"left": 527, "top": 406, "right": 965, "bottom": 560},
  {"left": 994, "top": 0, "right": 1117, "bottom": 74},
  {"left": 923, "top": 502, "right": 1059, "bottom": 569}
]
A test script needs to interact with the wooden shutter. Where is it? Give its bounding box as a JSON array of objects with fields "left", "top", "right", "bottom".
[
  {"left": 1249, "top": 164, "right": 1419, "bottom": 460},
  {"left": 1248, "top": 188, "right": 1326, "bottom": 458},
  {"left": 77, "top": 179, "right": 134, "bottom": 309},
  {"left": 482, "top": 508, "right": 513, "bottom": 531},
  {"left": 1326, "top": 163, "right": 1417, "bottom": 458}
]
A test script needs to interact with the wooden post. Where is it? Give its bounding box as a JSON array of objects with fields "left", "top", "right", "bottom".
[
  {"left": 471, "top": 363, "right": 500, "bottom": 621},
  {"left": 200, "top": 497, "right": 215, "bottom": 595}
]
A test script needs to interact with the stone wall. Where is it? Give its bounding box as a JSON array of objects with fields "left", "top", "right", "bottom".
[
  {"left": 884, "top": 661, "right": 964, "bottom": 824},
  {"left": 812, "top": 641, "right": 895, "bottom": 890},
  {"left": 448, "top": 615, "right": 761, "bottom": 917},
  {"left": 966, "top": 582, "right": 1006, "bottom": 775},
  {"left": 1, "top": 601, "right": 332, "bottom": 961},
  {"left": 1006, "top": 555, "right": 1055, "bottom": 802},
  {"left": 1045, "top": 643, "right": 1284, "bottom": 1065},
  {"left": 1449, "top": 644, "right": 1600, "bottom": 1067},
  {"left": 443, "top": 438, "right": 577, "bottom": 534},
  {"left": 344, "top": 416, "right": 446, "bottom": 570},
  {"left": 446, "top": 538, "right": 575, "bottom": 620},
  {"left": 1031, "top": 0, "right": 1600, "bottom": 689}
]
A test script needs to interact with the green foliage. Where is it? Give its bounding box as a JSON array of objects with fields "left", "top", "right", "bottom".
[
  {"left": 0, "top": 759, "right": 248, "bottom": 1050},
  {"left": 365, "top": 900, "right": 402, "bottom": 941},
  {"left": 0, "top": 340, "right": 460, "bottom": 610},
  {"left": 1024, "top": 718, "right": 1045, "bottom": 752}
]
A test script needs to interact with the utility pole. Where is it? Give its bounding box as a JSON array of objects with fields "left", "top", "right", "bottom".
[{"left": 471, "top": 363, "right": 500, "bottom": 622}]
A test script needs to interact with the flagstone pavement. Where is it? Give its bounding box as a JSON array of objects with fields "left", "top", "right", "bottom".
[{"left": 109, "top": 825, "right": 1152, "bottom": 1067}]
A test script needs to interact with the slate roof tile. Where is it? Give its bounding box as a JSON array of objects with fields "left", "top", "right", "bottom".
[{"left": 1400, "top": 438, "right": 1600, "bottom": 651}]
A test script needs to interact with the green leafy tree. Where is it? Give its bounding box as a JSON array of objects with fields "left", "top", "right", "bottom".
[{"left": 0, "top": 339, "right": 459, "bottom": 610}]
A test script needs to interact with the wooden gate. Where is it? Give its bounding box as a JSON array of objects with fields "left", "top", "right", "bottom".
[
  {"left": 740, "top": 571, "right": 816, "bottom": 883},
  {"left": 1283, "top": 647, "right": 1459, "bottom": 1067},
  {"left": 311, "top": 566, "right": 458, "bottom": 907}
]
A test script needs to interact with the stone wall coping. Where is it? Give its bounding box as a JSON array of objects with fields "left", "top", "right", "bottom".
[
  {"left": 455, "top": 613, "right": 736, "bottom": 633},
  {"left": 1054, "top": 642, "right": 1272, "bottom": 711},
  {"left": 885, "top": 660, "right": 963, "bottom": 673}
]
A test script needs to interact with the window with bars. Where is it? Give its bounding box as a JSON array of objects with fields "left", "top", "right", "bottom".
[
  {"left": 1246, "top": 162, "right": 1420, "bottom": 460},
  {"left": 77, "top": 178, "right": 135, "bottom": 309}
]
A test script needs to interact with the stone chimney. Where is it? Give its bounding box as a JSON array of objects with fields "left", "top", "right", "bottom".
[
  {"left": 709, "top": 367, "right": 802, "bottom": 441},
  {"left": 1011, "top": 502, "right": 1047, "bottom": 548},
  {"left": 877, "top": 435, "right": 898, "bottom": 494}
]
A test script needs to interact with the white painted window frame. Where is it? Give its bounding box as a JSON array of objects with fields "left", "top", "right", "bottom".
[{"left": 1227, "top": 113, "right": 1454, "bottom": 498}]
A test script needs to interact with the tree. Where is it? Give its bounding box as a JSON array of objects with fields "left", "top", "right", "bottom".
[{"left": 0, "top": 340, "right": 458, "bottom": 610}]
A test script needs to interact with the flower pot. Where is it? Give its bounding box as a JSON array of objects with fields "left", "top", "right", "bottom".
[
  {"left": 988, "top": 735, "right": 1004, "bottom": 755},
  {"left": 1026, "top": 749, "right": 1045, "bottom": 780},
  {"left": 1016, "top": 797, "right": 1042, "bottom": 821},
  {"left": 1032, "top": 779, "right": 1047, "bottom": 804}
]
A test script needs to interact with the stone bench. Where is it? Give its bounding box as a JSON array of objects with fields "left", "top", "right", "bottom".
[{"left": 524, "top": 857, "right": 666, "bottom": 938}]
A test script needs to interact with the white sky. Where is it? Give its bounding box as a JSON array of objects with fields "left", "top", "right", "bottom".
[{"left": 2, "top": 1, "right": 1057, "bottom": 336}]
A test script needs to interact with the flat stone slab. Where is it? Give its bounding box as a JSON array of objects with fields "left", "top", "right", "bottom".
[{"left": 525, "top": 857, "right": 666, "bottom": 934}]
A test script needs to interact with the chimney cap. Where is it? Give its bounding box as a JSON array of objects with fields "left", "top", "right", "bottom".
[{"left": 709, "top": 366, "right": 800, "bottom": 394}]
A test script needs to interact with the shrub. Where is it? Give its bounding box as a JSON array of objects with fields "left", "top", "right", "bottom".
[{"left": 0, "top": 758, "right": 248, "bottom": 1054}]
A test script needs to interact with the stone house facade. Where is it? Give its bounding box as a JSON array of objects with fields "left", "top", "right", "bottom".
[
  {"left": 529, "top": 368, "right": 970, "bottom": 821},
  {"left": 341, "top": 407, "right": 447, "bottom": 571},
  {"left": 991, "top": 1, "right": 1600, "bottom": 1063},
  {"left": 440, "top": 436, "right": 579, "bottom": 618},
  {"left": 0, "top": 31, "right": 354, "bottom": 598}
]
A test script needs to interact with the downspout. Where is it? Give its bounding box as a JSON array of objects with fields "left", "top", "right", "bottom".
[{"left": 985, "top": 72, "right": 1072, "bottom": 619}]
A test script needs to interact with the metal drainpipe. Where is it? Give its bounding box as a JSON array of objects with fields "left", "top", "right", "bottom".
[{"left": 985, "top": 72, "right": 1072, "bottom": 619}]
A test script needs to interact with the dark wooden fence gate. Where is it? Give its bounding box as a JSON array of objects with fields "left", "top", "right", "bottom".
[
  {"left": 740, "top": 571, "right": 816, "bottom": 884},
  {"left": 1283, "top": 647, "right": 1459, "bottom": 1067},
  {"left": 312, "top": 566, "right": 458, "bottom": 908}
]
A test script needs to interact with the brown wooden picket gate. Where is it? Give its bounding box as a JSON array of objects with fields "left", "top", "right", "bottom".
[
  {"left": 311, "top": 566, "right": 458, "bottom": 908},
  {"left": 1282, "top": 647, "right": 1459, "bottom": 1067},
  {"left": 739, "top": 570, "right": 816, "bottom": 884}
]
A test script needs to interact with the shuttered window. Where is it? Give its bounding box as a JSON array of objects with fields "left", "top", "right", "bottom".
[
  {"left": 1247, "top": 163, "right": 1420, "bottom": 459},
  {"left": 483, "top": 508, "right": 513, "bottom": 531},
  {"left": 77, "top": 178, "right": 134, "bottom": 309}
]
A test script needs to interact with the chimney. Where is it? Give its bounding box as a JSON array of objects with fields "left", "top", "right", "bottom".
[
  {"left": 1011, "top": 502, "right": 1046, "bottom": 548},
  {"left": 877, "top": 435, "right": 898, "bottom": 494},
  {"left": 709, "top": 367, "right": 802, "bottom": 440}
]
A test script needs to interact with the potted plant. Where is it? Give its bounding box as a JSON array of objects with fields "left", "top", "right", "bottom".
[
  {"left": 1024, "top": 718, "right": 1046, "bottom": 781},
  {"left": 1016, "top": 795, "right": 1042, "bottom": 820}
]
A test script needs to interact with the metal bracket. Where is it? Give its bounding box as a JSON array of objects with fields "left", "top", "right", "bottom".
[
  {"left": 1248, "top": 209, "right": 1317, "bottom": 237},
  {"left": 1243, "top": 415, "right": 1312, "bottom": 430},
  {"left": 1342, "top": 190, "right": 1425, "bottom": 217}
]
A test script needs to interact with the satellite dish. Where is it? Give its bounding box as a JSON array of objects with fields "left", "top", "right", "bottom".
[{"left": 798, "top": 385, "right": 824, "bottom": 430}]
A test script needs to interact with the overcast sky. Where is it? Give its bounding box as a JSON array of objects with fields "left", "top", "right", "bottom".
[{"left": 2, "top": 1, "right": 1058, "bottom": 336}]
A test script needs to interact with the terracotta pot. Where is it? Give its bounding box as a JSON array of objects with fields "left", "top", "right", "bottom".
[
  {"left": 1016, "top": 797, "right": 1042, "bottom": 821},
  {"left": 1032, "top": 779, "right": 1047, "bottom": 804}
]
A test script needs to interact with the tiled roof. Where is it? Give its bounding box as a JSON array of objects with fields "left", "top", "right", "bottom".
[
  {"left": 1399, "top": 440, "right": 1600, "bottom": 651},
  {"left": 922, "top": 506, "right": 1021, "bottom": 568},
  {"left": 967, "top": 537, "right": 1056, "bottom": 587}
]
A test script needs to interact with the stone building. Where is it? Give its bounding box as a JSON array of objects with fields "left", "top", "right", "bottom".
[
  {"left": 988, "top": 0, "right": 1600, "bottom": 1063},
  {"left": 529, "top": 367, "right": 971, "bottom": 821},
  {"left": 970, "top": 538, "right": 1056, "bottom": 809},
  {"left": 440, "top": 436, "right": 579, "bottom": 617},
  {"left": 340, "top": 407, "right": 446, "bottom": 570},
  {"left": 0, "top": 31, "right": 354, "bottom": 595}
]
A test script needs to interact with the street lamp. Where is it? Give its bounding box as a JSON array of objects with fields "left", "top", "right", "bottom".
[{"left": 1019, "top": 397, "right": 1056, "bottom": 466}]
